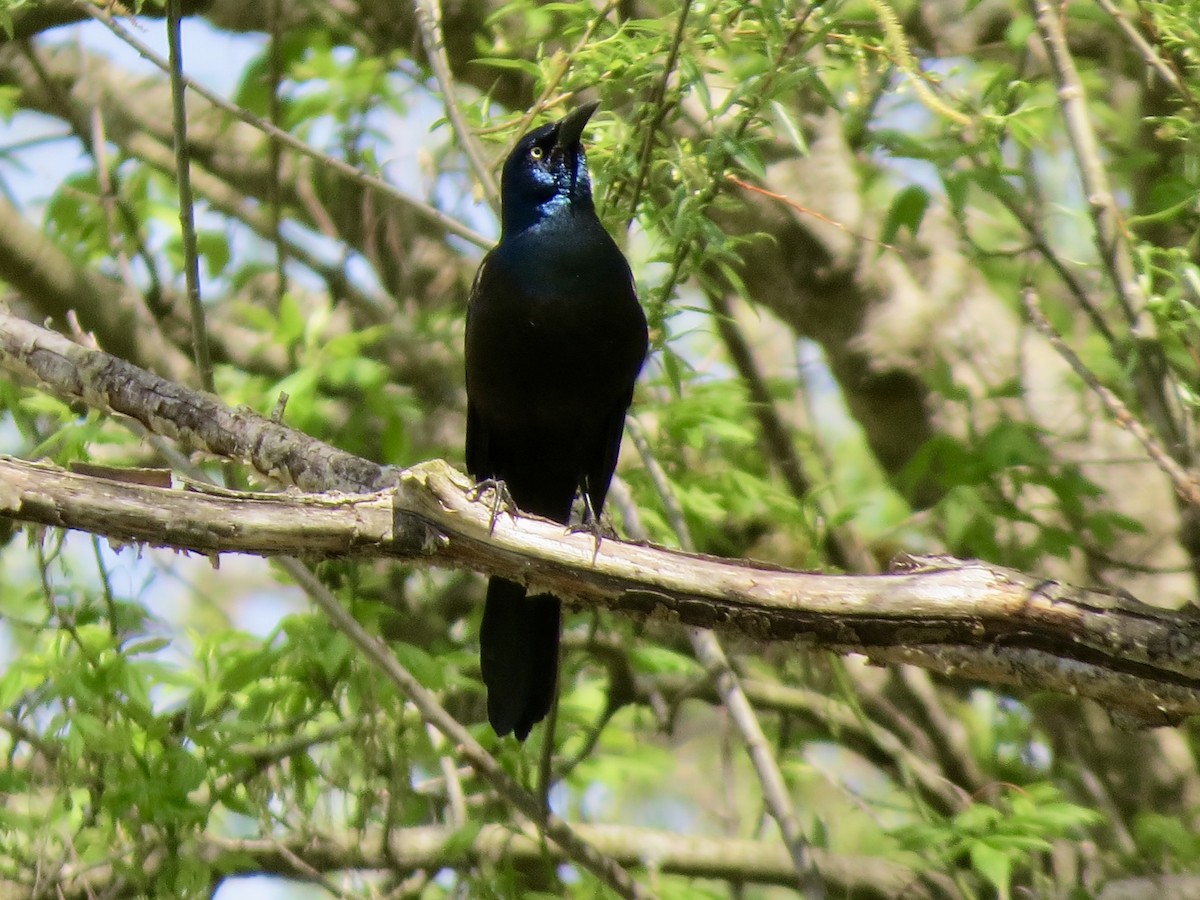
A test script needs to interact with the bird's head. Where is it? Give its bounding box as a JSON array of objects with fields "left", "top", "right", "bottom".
[{"left": 499, "top": 101, "right": 600, "bottom": 234}]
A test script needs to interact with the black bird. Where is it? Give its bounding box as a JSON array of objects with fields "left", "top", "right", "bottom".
[{"left": 465, "top": 102, "right": 648, "bottom": 740}]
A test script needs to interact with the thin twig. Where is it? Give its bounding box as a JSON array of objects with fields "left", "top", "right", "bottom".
[
  {"left": 19, "top": 41, "right": 169, "bottom": 320},
  {"left": 727, "top": 175, "right": 896, "bottom": 252},
  {"left": 1066, "top": 732, "right": 1137, "bottom": 855},
  {"left": 165, "top": 0, "right": 213, "bottom": 392},
  {"left": 425, "top": 724, "right": 468, "bottom": 828},
  {"left": 280, "top": 559, "right": 654, "bottom": 900},
  {"left": 1028, "top": 0, "right": 1143, "bottom": 327},
  {"left": 270, "top": 835, "right": 357, "bottom": 900},
  {"left": 118, "top": 393, "right": 648, "bottom": 897},
  {"left": 81, "top": 41, "right": 142, "bottom": 305},
  {"left": 626, "top": 418, "right": 689, "bottom": 543},
  {"left": 705, "top": 289, "right": 876, "bottom": 573},
  {"left": 626, "top": 418, "right": 825, "bottom": 897},
  {"left": 122, "top": 126, "right": 392, "bottom": 321},
  {"left": 268, "top": 0, "right": 286, "bottom": 306},
  {"left": 412, "top": 0, "right": 499, "bottom": 206},
  {"left": 865, "top": 0, "right": 971, "bottom": 127},
  {"left": 895, "top": 666, "right": 986, "bottom": 793},
  {"left": 1093, "top": 0, "right": 1196, "bottom": 111},
  {"left": 651, "top": 10, "right": 815, "bottom": 314},
  {"left": 82, "top": 3, "right": 491, "bottom": 250},
  {"left": 1023, "top": 287, "right": 1200, "bottom": 508},
  {"left": 501, "top": 1, "right": 619, "bottom": 163},
  {"left": 623, "top": 0, "right": 692, "bottom": 225},
  {"left": 967, "top": 156, "right": 1119, "bottom": 347},
  {"left": 0, "top": 712, "right": 62, "bottom": 763},
  {"left": 1029, "top": 0, "right": 1182, "bottom": 450}
]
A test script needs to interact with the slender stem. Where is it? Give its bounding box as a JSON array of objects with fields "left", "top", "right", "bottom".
[
  {"left": 706, "top": 289, "right": 877, "bottom": 573},
  {"left": 281, "top": 559, "right": 653, "bottom": 900},
  {"left": 166, "top": 0, "right": 212, "bottom": 391},
  {"left": 268, "top": 0, "right": 286, "bottom": 306},
  {"left": 412, "top": 0, "right": 499, "bottom": 206},
  {"left": 1028, "top": 0, "right": 1182, "bottom": 450},
  {"left": 83, "top": 4, "right": 491, "bottom": 250},
  {"left": 622, "top": 0, "right": 692, "bottom": 226},
  {"left": 1023, "top": 287, "right": 1200, "bottom": 508},
  {"left": 1094, "top": 0, "right": 1196, "bottom": 111},
  {"left": 501, "top": 1, "right": 619, "bottom": 164},
  {"left": 626, "top": 419, "right": 825, "bottom": 897},
  {"left": 1029, "top": 0, "right": 1143, "bottom": 326},
  {"left": 652, "top": 9, "right": 814, "bottom": 315}
]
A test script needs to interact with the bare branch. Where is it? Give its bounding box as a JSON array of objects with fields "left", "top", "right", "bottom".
[
  {"left": 707, "top": 289, "right": 876, "bottom": 573},
  {"left": 3, "top": 312, "right": 1200, "bottom": 727},
  {"left": 279, "top": 558, "right": 652, "bottom": 900},
  {"left": 1029, "top": 0, "right": 1182, "bottom": 451},
  {"left": 1023, "top": 288, "right": 1200, "bottom": 509},
  {"left": 1093, "top": 0, "right": 1196, "bottom": 112},
  {"left": 81, "top": 3, "right": 491, "bottom": 250},
  {"left": 412, "top": 0, "right": 499, "bottom": 205},
  {"left": 165, "top": 0, "right": 214, "bottom": 392},
  {"left": 0, "top": 307, "right": 389, "bottom": 493},
  {"left": 1, "top": 450, "right": 1199, "bottom": 726},
  {"left": 627, "top": 418, "right": 822, "bottom": 893},
  {"left": 1028, "top": 0, "right": 1147, "bottom": 328},
  {"left": 630, "top": 671, "right": 963, "bottom": 813},
  {"left": 15, "top": 823, "right": 953, "bottom": 899}
]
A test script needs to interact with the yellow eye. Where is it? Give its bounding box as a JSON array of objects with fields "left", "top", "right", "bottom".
[{"left": 529, "top": 146, "right": 545, "bottom": 160}]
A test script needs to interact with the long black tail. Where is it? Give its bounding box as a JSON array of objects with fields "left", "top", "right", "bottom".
[{"left": 480, "top": 577, "right": 561, "bottom": 740}]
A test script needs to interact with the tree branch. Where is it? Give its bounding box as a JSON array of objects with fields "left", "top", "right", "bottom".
[
  {"left": 278, "top": 557, "right": 651, "bottom": 900},
  {"left": 1029, "top": 0, "right": 1183, "bottom": 452},
  {"left": 0, "top": 191, "right": 193, "bottom": 382},
  {"left": 81, "top": 4, "right": 491, "bottom": 250},
  {"left": 1024, "top": 287, "right": 1200, "bottom": 508},
  {"left": 3, "top": 449, "right": 1198, "bottom": 725},
  {"left": 2, "top": 309, "right": 1199, "bottom": 726},
  {"left": 412, "top": 0, "right": 499, "bottom": 205},
  {"left": 0, "top": 307, "right": 390, "bottom": 493},
  {"left": 626, "top": 418, "right": 823, "bottom": 894},
  {"left": 629, "top": 670, "right": 964, "bottom": 814},
  {"left": 13, "top": 823, "right": 954, "bottom": 900}
]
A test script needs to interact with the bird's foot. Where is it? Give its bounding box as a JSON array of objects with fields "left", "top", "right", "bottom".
[
  {"left": 568, "top": 496, "right": 614, "bottom": 563},
  {"left": 467, "top": 478, "right": 517, "bottom": 535}
]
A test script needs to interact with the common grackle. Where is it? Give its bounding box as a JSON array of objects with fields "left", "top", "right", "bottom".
[{"left": 465, "top": 102, "right": 648, "bottom": 740}]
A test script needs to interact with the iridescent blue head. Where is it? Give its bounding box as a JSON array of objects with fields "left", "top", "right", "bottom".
[{"left": 499, "top": 101, "right": 599, "bottom": 235}]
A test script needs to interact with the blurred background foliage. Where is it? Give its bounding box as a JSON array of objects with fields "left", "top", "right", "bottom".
[{"left": 0, "top": 0, "right": 1199, "bottom": 896}]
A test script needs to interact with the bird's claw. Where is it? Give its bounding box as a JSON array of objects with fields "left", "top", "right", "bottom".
[
  {"left": 568, "top": 495, "right": 614, "bottom": 564},
  {"left": 467, "top": 478, "right": 517, "bottom": 535}
]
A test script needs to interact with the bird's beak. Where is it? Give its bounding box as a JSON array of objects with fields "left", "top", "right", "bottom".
[
  {"left": 554, "top": 100, "right": 600, "bottom": 153},
  {"left": 554, "top": 101, "right": 598, "bottom": 201}
]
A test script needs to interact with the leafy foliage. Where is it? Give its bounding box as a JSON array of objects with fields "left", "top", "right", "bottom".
[{"left": 0, "top": 0, "right": 1199, "bottom": 896}]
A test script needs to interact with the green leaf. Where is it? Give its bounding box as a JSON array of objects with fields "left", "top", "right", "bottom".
[
  {"left": 123, "top": 637, "right": 171, "bottom": 657},
  {"left": 391, "top": 642, "right": 444, "bottom": 690},
  {"left": 630, "top": 646, "right": 703, "bottom": 676},
  {"left": 881, "top": 184, "right": 930, "bottom": 245},
  {"left": 970, "top": 840, "right": 1013, "bottom": 899},
  {"left": 276, "top": 293, "right": 307, "bottom": 346},
  {"left": 1003, "top": 15, "right": 1036, "bottom": 51},
  {"left": 473, "top": 57, "right": 544, "bottom": 78},
  {"left": 219, "top": 648, "right": 279, "bottom": 694},
  {"left": 196, "top": 231, "right": 232, "bottom": 279}
]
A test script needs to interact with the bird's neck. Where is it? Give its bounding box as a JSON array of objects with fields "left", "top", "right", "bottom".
[
  {"left": 493, "top": 203, "right": 625, "bottom": 293},
  {"left": 501, "top": 191, "right": 596, "bottom": 237}
]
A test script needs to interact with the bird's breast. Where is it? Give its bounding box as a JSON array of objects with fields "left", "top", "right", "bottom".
[{"left": 465, "top": 233, "right": 647, "bottom": 430}]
